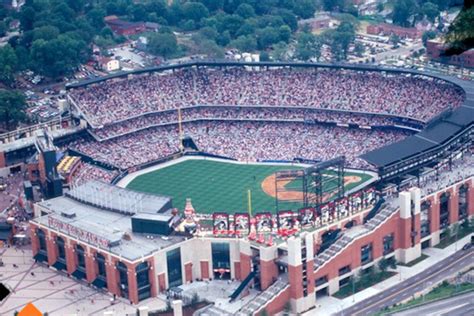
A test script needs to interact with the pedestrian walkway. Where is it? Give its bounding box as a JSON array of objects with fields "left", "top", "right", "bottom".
[
  {"left": 0, "top": 247, "right": 167, "bottom": 315},
  {"left": 311, "top": 234, "right": 473, "bottom": 316}
]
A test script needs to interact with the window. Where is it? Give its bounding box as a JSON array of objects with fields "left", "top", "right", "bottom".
[
  {"left": 361, "top": 243, "right": 373, "bottom": 265},
  {"left": 338, "top": 265, "right": 351, "bottom": 276},
  {"left": 167, "top": 248, "right": 182, "bottom": 287},
  {"left": 56, "top": 237, "right": 66, "bottom": 262},
  {"left": 117, "top": 262, "right": 129, "bottom": 299},
  {"left": 315, "top": 275, "right": 328, "bottom": 287},
  {"left": 212, "top": 242, "right": 231, "bottom": 279},
  {"left": 383, "top": 234, "right": 394, "bottom": 255},
  {"left": 136, "top": 262, "right": 151, "bottom": 301},
  {"left": 96, "top": 254, "right": 107, "bottom": 279},
  {"left": 38, "top": 230, "right": 47, "bottom": 252},
  {"left": 76, "top": 245, "right": 86, "bottom": 270}
]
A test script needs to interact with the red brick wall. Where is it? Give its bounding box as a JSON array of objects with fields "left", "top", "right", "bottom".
[
  {"left": 288, "top": 265, "right": 303, "bottom": 299},
  {"left": 46, "top": 233, "right": 58, "bottom": 266},
  {"left": 85, "top": 250, "right": 97, "bottom": 283},
  {"left": 257, "top": 286, "right": 290, "bottom": 316},
  {"left": 0, "top": 151, "right": 5, "bottom": 168},
  {"left": 260, "top": 259, "right": 278, "bottom": 290},
  {"left": 449, "top": 188, "right": 459, "bottom": 224},
  {"left": 468, "top": 181, "right": 474, "bottom": 216},
  {"left": 105, "top": 256, "right": 120, "bottom": 297},
  {"left": 30, "top": 225, "right": 39, "bottom": 255},
  {"left": 398, "top": 217, "right": 412, "bottom": 249},
  {"left": 428, "top": 196, "right": 440, "bottom": 233},
  {"left": 184, "top": 262, "right": 193, "bottom": 283},
  {"left": 240, "top": 253, "right": 251, "bottom": 280},
  {"left": 234, "top": 261, "right": 241, "bottom": 280},
  {"left": 158, "top": 273, "right": 166, "bottom": 293},
  {"left": 126, "top": 262, "right": 138, "bottom": 304},
  {"left": 148, "top": 258, "right": 157, "bottom": 297},
  {"left": 65, "top": 242, "right": 76, "bottom": 274},
  {"left": 200, "top": 261, "right": 209, "bottom": 280}
]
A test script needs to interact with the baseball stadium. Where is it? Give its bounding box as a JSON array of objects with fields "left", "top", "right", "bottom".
[{"left": 1, "top": 61, "right": 472, "bottom": 315}]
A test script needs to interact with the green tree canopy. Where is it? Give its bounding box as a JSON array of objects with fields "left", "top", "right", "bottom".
[
  {"left": 148, "top": 32, "right": 178, "bottom": 58},
  {"left": 0, "top": 89, "right": 27, "bottom": 130},
  {"left": 0, "top": 45, "right": 18, "bottom": 85}
]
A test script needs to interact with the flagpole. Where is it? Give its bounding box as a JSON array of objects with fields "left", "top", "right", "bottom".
[{"left": 248, "top": 189, "right": 252, "bottom": 217}]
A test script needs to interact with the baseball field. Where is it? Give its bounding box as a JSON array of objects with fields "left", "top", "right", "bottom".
[{"left": 125, "top": 158, "right": 374, "bottom": 214}]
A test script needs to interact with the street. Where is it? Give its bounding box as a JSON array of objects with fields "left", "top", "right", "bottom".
[
  {"left": 340, "top": 247, "right": 474, "bottom": 315},
  {"left": 392, "top": 291, "right": 474, "bottom": 316}
]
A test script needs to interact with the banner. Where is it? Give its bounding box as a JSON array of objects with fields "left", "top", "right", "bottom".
[
  {"left": 213, "top": 213, "right": 229, "bottom": 235},
  {"left": 277, "top": 210, "right": 294, "bottom": 230},
  {"left": 299, "top": 207, "right": 316, "bottom": 227},
  {"left": 255, "top": 212, "right": 272, "bottom": 233},
  {"left": 233, "top": 213, "right": 250, "bottom": 235}
]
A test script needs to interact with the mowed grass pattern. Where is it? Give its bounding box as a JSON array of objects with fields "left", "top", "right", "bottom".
[
  {"left": 127, "top": 159, "right": 373, "bottom": 214},
  {"left": 127, "top": 160, "right": 302, "bottom": 213}
]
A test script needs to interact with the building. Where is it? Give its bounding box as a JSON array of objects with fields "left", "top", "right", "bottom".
[
  {"left": 298, "top": 15, "right": 332, "bottom": 32},
  {"left": 367, "top": 23, "right": 422, "bottom": 39},
  {"left": 104, "top": 16, "right": 146, "bottom": 36},
  {"left": 99, "top": 57, "right": 121, "bottom": 72},
  {"left": 29, "top": 175, "right": 474, "bottom": 312},
  {"left": 426, "top": 39, "right": 474, "bottom": 68}
]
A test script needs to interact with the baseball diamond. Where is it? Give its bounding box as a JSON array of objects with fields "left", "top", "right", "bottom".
[{"left": 123, "top": 157, "right": 374, "bottom": 213}]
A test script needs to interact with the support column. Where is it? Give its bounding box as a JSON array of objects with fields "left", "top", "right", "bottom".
[
  {"left": 106, "top": 258, "right": 120, "bottom": 297},
  {"left": 65, "top": 242, "right": 76, "bottom": 275},
  {"left": 429, "top": 195, "right": 440, "bottom": 240},
  {"left": 468, "top": 181, "right": 474, "bottom": 216},
  {"left": 239, "top": 239, "right": 252, "bottom": 279},
  {"left": 259, "top": 245, "right": 278, "bottom": 290},
  {"left": 449, "top": 189, "right": 459, "bottom": 224},
  {"left": 127, "top": 263, "right": 139, "bottom": 304},
  {"left": 46, "top": 234, "right": 58, "bottom": 266},
  {"left": 200, "top": 261, "right": 209, "bottom": 280},
  {"left": 398, "top": 191, "right": 421, "bottom": 264},
  {"left": 148, "top": 259, "right": 157, "bottom": 298},
  {"left": 85, "top": 251, "right": 97, "bottom": 283},
  {"left": 30, "top": 226, "right": 39, "bottom": 256},
  {"left": 287, "top": 237, "right": 304, "bottom": 313}
]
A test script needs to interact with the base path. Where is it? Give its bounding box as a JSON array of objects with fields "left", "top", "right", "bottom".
[{"left": 261, "top": 174, "right": 362, "bottom": 202}]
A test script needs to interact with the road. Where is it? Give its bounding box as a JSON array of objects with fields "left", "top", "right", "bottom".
[
  {"left": 340, "top": 247, "right": 474, "bottom": 316},
  {"left": 392, "top": 291, "right": 474, "bottom": 316}
]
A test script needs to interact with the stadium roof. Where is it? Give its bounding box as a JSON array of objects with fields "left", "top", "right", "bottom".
[{"left": 361, "top": 104, "right": 474, "bottom": 168}]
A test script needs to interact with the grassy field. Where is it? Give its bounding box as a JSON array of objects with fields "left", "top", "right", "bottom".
[{"left": 126, "top": 159, "right": 372, "bottom": 214}]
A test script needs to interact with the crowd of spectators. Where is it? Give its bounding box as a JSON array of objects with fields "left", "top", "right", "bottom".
[
  {"left": 69, "top": 67, "right": 464, "bottom": 127},
  {"left": 91, "top": 106, "right": 420, "bottom": 141},
  {"left": 72, "top": 163, "right": 120, "bottom": 186},
  {"left": 71, "top": 121, "right": 408, "bottom": 170}
]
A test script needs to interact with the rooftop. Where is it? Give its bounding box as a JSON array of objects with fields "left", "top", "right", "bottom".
[{"left": 33, "top": 181, "right": 182, "bottom": 261}]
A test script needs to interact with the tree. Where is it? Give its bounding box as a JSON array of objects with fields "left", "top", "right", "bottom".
[
  {"left": 0, "top": 21, "right": 6, "bottom": 37},
  {"left": 295, "top": 32, "right": 321, "bottom": 61},
  {"left": 0, "top": 45, "right": 18, "bottom": 85},
  {"left": 293, "top": 0, "right": 317, "bottom": 19},
  {"left": 271, "top": 41, "right": 288, "bottom": 61},
  {"left": 235, "top": 4, "right": 255, "bottom": 19},
  {"left": 148, "top": 32, "right": 178, "bottom": 58},
  {"left": 257, "top": 27, "right": 280, "bottom": 49},
  {"left": 231, "top": 35, "right": 257, "bottom": 52},
  {"left": 182, "top": 2, "right": 209, "bottom": 24},
  {"left": 0, "top": 89, "right": 27, "bottom": 130},
  {"left": 278, "top": 25, "right": 291, "bottom": 43},
  {"left": 422, "top": 30, "right": 437, "bottom": 46},
  {"left": 422, "top": 2, "right": 440, "bottom": 23},
  {"left": 392, "top": 0, "right": 419, "bottom": 27},
  {"left": 354, "top": 42, "right": 365, "bottom": 57}
]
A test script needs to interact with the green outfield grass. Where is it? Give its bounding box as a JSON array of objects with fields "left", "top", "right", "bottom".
[{"left": 126, "top": 159, "right": 373, "bottom": 214}]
